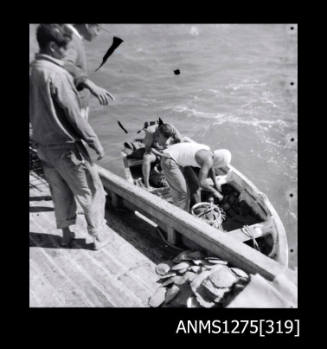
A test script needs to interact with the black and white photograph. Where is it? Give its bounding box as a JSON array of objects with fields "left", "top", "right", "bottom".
[{"left": 29, "top": 23, "right": 298, "bottom": 311}]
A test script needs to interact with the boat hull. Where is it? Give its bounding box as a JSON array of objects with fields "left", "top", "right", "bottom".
[
  {"left": 120, "top": 154, "right": 289, "bottom": 267},
  {"left": 97, "top": 164, "right": 294, "bottom": 285}
]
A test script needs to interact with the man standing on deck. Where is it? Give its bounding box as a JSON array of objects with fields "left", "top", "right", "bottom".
[
  {"left": 29, "top": 24, "right": 108, "bottom": 250},
  {"left": 157, "top": 125, "right": 232, "bottom": 211},
  {"left": 63, "top": 23, "right": 115, "bottom": 120}
]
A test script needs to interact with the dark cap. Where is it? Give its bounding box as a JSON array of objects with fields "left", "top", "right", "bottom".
[{"left": 158, "top": 123, "right": 175, "bottom": 138}]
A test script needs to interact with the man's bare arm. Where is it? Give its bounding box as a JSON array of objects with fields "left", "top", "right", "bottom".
[
  {"left": 197, "top": 155, "right": 223, "bottom": 200},
  {"left": 151, "top": 148, "right": 172, "bottom": 158},
  {"left": 63, "top": 60, "right": 115, "bottom": 106},
  {"left": 209, "top": 168, "right": 222, "bottom": 192}
]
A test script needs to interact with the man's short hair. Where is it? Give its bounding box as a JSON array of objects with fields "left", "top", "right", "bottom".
[
  {"left": 36, "top": 24, "right": 72, "bottom": 50},
  {"left": 158, "top": 123, "right": 175, "bottom": 138}
]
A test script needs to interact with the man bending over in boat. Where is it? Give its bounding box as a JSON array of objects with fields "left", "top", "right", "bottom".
[
  {"left": 142, "top": 122, "right": 183, "bottom": 190},
  {"left": 157, "top": 125, "right": 232, "bottom": 211}
]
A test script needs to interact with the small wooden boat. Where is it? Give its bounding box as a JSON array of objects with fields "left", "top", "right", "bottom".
[{"left": 120, "top": 132, "right": 289, "bottom": 268}]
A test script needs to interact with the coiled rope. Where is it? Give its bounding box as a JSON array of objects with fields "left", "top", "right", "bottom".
[{"left": 191, "top": 199, "right": 226, "bottom": 230}]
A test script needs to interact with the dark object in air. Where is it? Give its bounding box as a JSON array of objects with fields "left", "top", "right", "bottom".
[
  {"left": 117, "top": 121, "right": 128, "bottom": 134},
  {"left": 95, "top": 36, "right": 124, "bottom": 72},
  {"left": 174, "top": 69, "right": 180, "bottom": 75}
]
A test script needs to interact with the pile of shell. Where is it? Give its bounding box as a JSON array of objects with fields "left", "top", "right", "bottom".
[{"left": 148, "top": 250, "right": 250, "bottom": 308}]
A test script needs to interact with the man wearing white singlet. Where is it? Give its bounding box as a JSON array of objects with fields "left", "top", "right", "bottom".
[{"left": 157, "top": 127, "right": 232, "bottom": 211}]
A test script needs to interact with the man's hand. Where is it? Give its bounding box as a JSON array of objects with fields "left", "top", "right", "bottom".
[
  {"left": 215, "top": 183, "right": 222, "bottom": 192},
  {"left": 96, "top": 148, "right": 105, "bottom": 160},
  {"left": 84, "top": 79, "right": 115, "bottom": 105},
  {"left": 212, "top": 189, "right": 223, "bottom": 202},
  {"left": 151, "top": 148, "right": 166, "bottom": 158}
]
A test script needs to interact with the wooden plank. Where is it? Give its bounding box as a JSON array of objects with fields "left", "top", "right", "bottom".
[
  {"left": 165, "top": 226, "right": 177, "bottom": 244},
  {"left": 122, "top": 199, "right": 181, "bottom": 250},
  {"left": 94, "top": 250, "right": 155, "bottom": 304},
  {"left": 66, "top": 230, "right": 155, "bottom": 305},
  {"left": 29, "top": 244, "right": 93, "bottom": 307},
  {"left": 97, "top": 166, "right": 295, "bottom": 284},
  {"left": 227, "top": 228, "right": 263, "bottom": 242},
  {"left": 42, "top": 245, "right": 114, "bottom": 307},
  {"left": 227, "top": 222, "right": 271, "bottom": 242},
  {"left": 42, "top": 233, "right": 130, "bottom": 307},
  {"left": 29, "top": 172, "right": 160, "bottom": 306},
  {"left": 30, "top": 211, "right": 158, "bottom": 307},
  {"left": 134, "top": 210, "right": 158, "bottom": 227},
  {"left": 29, "top": 259, "right": 64, "bottom": 307},
  {"left": 100, "top": 246, "right": 159, "bottom": 292},
  {"left": 30, "top": 228, "right": 109, "bottom": 307},
  {"left": 29, "top": 288, "right": 42, "bottom": 307},
  {"left": 123, "top": 199, "right": 179, "bottom": 245},
  {"left": 99, "top": 249, "right": 157, "bottom": 292},
  {"left": 105, "top": 206, "right": 175, "bottom": 265},
  {"left": 157, "top": 223, "right": 178, "bottom": 245},
  {"left": 30, "top": 202, "right": 90, "bottom": 241},
  {"left": 44, "top": 227, "right": 155, "bottom": 307},
  {"left": 64, "top": 248, "right": 145, "bottom": 307}
]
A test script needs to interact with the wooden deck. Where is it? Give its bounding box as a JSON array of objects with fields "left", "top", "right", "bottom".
[{"left": 29, "top": 171, "right": 176, "bottom": 307}]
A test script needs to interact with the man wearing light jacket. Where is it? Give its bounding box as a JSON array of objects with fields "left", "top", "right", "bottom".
[{"left": 30, "top": 24, "right": 108, "bottom": 249}]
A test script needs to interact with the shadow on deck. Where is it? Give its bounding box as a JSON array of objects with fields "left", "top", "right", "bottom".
[
  {"left": 29, "top": 193, "right": 176, "bottom": 262},
  {"left": 29, "top": 170, "right": 179, "bottom": 307},
  {"left": 105, "top": 204, "right": 177, "bottom": 264},
  {"left": 29, "top": 232, "right": 92, "bottom": 250}
]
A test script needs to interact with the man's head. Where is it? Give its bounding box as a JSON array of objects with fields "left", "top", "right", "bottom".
[
  {"left": 213, "top": 149, "right": 232, "bottom": 169},
  {"left": 36, "top": 24, "right": 72, "bottom": 59},
  {"left": 157, "top": 123, "right": 175, "bottom": 145},
  {"left": 73, "top": 24, "right": 101, "bottom": 41}
]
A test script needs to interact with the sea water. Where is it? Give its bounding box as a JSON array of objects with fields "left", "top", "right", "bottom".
[{"left": 29, "top": 24, "right": 297, "bottom": 269}]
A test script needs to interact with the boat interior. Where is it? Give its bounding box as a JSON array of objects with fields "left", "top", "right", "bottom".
[{"left": 124, "top": 151, "right": 275, "bottom": 257}]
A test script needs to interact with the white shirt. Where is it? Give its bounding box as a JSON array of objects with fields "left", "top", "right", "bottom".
[{"left": 163, "top": 142, "right": 210, "bottom": 167}]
